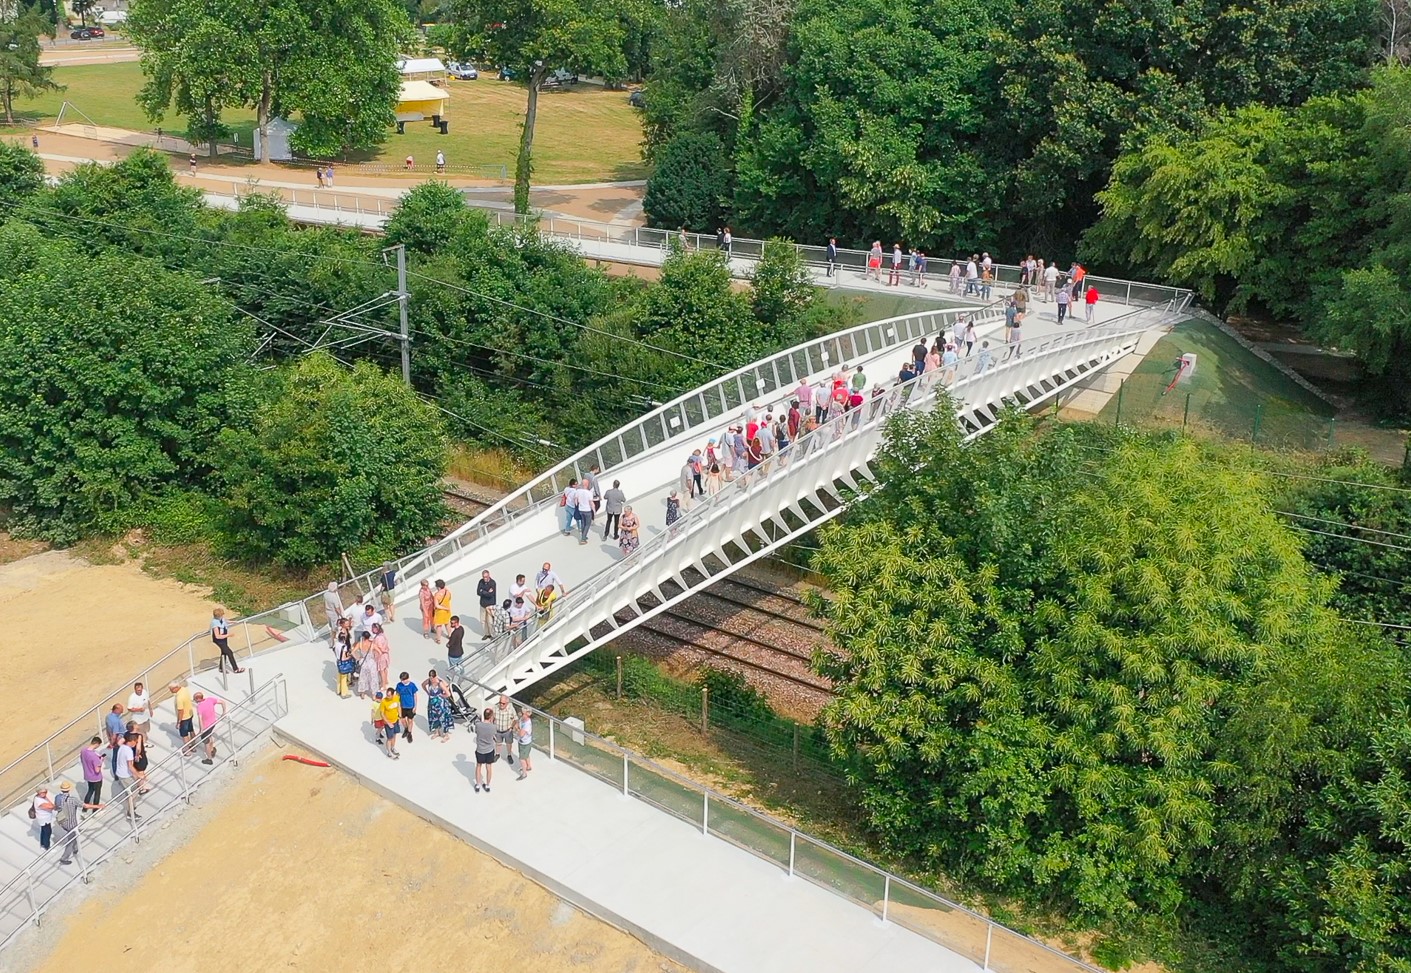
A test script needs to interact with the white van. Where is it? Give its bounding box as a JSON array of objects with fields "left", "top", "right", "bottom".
[{"left": 97, "top": 10, "right": 128, "bottom": 25}]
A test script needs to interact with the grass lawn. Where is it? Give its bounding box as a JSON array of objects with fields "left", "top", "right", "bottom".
[
  {"left": 1096, "top": 318, "right": 1338, "bottom": 450},
  {"left": 822, "top": 289, "right": 965, "bottom": 330},
  {"left": 4, "top": 61, "right": 646, "bottom": 183}
]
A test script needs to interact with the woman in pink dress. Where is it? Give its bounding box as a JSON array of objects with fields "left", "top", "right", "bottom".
[
  {"left": 372, "top": 623, "right": 392, "bottom": 689},
  {"left": 418, "top": 579, "right": 435, "bottom": 640}
]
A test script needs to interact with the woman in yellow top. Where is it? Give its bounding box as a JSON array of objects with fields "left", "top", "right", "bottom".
[
  {"left": 431, "top": 579, "right": 452, "bottom": 645},
  {"left": 536, "top": 585, "right": 558, "bottom": 623},
  {"left": 377, "top": 690, "right": 402, "bottom": 759}
]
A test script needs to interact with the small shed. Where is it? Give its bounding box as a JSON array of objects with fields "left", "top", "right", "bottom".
[
  {"left": 252, "top": 116, "right": 298, "bottom": 161},
  {"left": 396, "top": 80, "right": 451, "bottom": 133},
  {"left": 397, "top": 57, "right": 448, "bottom": 83}
]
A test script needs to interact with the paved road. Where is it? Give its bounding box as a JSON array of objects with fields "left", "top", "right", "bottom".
[{"left": 39, "top": 45, "right": 140, "bottom": 66}]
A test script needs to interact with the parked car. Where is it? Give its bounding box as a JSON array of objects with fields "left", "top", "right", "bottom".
[
  {"left": 448, "top": 61, "right": 478, "bottom": 80},
  {"left": 69, "top": 27, "right": 95, "bottom": 39},
  {"left": 498, "top": 66, "right": 515, "bottom": 81},
  {"left": 87, "top": 24, "right": 105, "bottom": 36},
  {"left": 628, "top": 89, "right": 645, "bottom": 108},
  {"left": 542, "top": 68, "right": 579, "bottom": 87}
]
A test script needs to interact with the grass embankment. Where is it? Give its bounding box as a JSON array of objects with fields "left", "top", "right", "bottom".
[
  {"left": 6, "top": 61, "right": 646, "bottom": 183},
  {"left": 1097, "top": 319, "right": 1337, "bottom": 450}
]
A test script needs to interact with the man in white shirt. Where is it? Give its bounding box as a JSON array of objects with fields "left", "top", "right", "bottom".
[
  {"left": 357, "top": 602, "right": 383, "bottom": 641},
  {"left": 126, "top": 682, "right": 151, "bottom": 739},
  {"left": 536, "top": 562, "right": 567, "bottom": 596},
  {"left": 1042, "top": 261, "right": 1059, "bottom": 303},
  {"left": 115, "top": 733, "right": 139, "bottom": 820},
  {"left": 573, "top": 484, "right": 596, "bottom": 544},
  {"left": 342, "top": 595, "right": 365, "bottom": 632},
  {"left": 508, "top": 596, "right": 534, "bottom": 645},
  {"left": 965, "top": 257, "right": 980, "bottom": 296},
  {"left": 322, "top": 582, "right": 344, "bottom": 646},
  {"left": 508, "top": 573, "right": 532, "bottom": 603},
  {"left": 981, "top": 252, "right": 992, "bottom": 272}
]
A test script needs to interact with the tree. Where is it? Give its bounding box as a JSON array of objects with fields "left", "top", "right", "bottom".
[
  {"left": 0, "top": 221, "right": 253, "bottom": 541},
  {"left": 641, "top": 130, "right": 730, "bottom": 231},
  {"left": 215, "top": 353, "right": 448, "bottom": 568},
  {"left": 126, "top": 0, "right": 409, "bottom": 161},
  {"left": 0, "top": 8, "right": 60, "bottom": 125},
  {"left": 448, "top": 0, "right": 625, "bottom": 213},
  {"left": 384, "top": 180, "right": 474, "bottom": 255},
  {"left": 749, "top": 237, "right": 813, "bottom": 331},
  {"left": 0, "top": 140, "right": 43, "bottom": 210},
  {"left": 812, "top": 414, "right": 1377, "bottom": 920}
]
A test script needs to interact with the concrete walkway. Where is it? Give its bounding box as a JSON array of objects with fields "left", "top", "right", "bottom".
[{"left": 241, "top": 638, "right": 981, "bottom": 973}]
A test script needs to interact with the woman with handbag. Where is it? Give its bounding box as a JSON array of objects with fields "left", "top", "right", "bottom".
[
  {"left": 354, "top": 635, "right": 379, "bottom": 699},
  {"left": 336, "top": 640, "right": 356, "bottom": 698}
]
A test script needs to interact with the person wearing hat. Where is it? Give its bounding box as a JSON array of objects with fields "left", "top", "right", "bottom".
[{"left": 53, "top": 781, "right": 99, "bottom": 865}]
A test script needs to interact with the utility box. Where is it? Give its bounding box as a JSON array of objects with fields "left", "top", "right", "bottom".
[{"left": 1179, "top": 353, "right": 1197, "bottom": 380}]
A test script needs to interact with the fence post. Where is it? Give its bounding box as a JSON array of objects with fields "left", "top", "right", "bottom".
[
  {"left": 1115, "top": 379, "right": 1124, "bottom": 426},
  {"left": 984, "top": 924, "right": 993, "bottom": 971},
  {"left": 882, "top": 874, "right": 890, "bottom": 923},
  {"left": 792, "top": 722, "right": 799, "bottom": 771},
  {"left": 1183, "top": 392, "right": 1191, "bottom": 431},
  {"left": 788, "top": 831, "right": 796, "bottom": 876},
  {"left": 702, "top": 791, "right": 709, "bottom": 835},
  {"left": 700, "top": 686, "right": 709, "bottom": 733},
  {"left": 1252, "top": 403, "right": 1263, "bottom": 443},
  {"left": 24, "top": 869, "right": 38, "bottom": 928},
  {"left": 177, "top": 746, "right": 192, "bottom": 804},
  {"left": 188, "top": 639, "right": 196, "bottom": 677},
  {"left": 1328, "top": 417, "right": 1336, "bottom": 449},
  {"left": 548, "top": 719, "right": 555, "bottom": 760},
  {"left": 616, "top": 655, "right": 623, "bottom": 699},
  {"left": 622, "top": 752, "right": 629, "bottom": 797},
  {"left": 45, "top": 742, "right": 54, "bottom": 783}
]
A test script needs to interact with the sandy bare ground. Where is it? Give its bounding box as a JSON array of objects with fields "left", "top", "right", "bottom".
[
  {"left": 0, "top": 550, "right": 217, "bottom": 769},
  {"left": 18, "top": 749, "right": 683, "bottom": 973}
]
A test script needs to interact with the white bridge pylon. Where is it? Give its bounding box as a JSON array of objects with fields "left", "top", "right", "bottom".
[{"left": 388, "top": 295, "right": 1192, "bottom": 698}]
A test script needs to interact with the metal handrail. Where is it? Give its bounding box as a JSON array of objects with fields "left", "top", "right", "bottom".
[
  {"left": 0, "top": 677, "right": 288, "bottom": 948},
  {"left": 0, "top": 603, "right": 312, "bottom": 815},
  {"left": 451, "top": 672, "right": 1112, "bottom": 973},
  {"left": 462, "top": 306, "right": 1175, "bottom": 686}
]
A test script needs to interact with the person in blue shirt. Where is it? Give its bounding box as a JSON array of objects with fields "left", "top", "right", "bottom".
[
  {"left": 395, "top": 673, "right": 419, "bottom": 743},
  {"left": 105, "top": 704, "right": 126, "bottom": 776},
  {"left": 899, "top": 360, "right": 917, "bottom": 384}
]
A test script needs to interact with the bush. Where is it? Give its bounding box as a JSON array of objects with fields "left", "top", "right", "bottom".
[
  {"left": 213, "top": 353, "right": 449, "bottom": 568},
  {"left": 642, "top": 130, "right": 730, "bottom": 232}
]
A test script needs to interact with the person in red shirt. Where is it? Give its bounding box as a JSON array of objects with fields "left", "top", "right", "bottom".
[
  {"left": 787, "top": 400, "right": 802, "bottom": 440},
  {"left": 1084, "top": 285, "right": 1100, "bottom": 323}
]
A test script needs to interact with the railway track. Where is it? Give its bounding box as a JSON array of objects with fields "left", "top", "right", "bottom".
[{"left": 438, "top": 481, "right": 835, "bottom": 700}]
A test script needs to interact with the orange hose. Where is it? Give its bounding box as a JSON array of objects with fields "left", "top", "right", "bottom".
[{"left": 281, "top": 754, "right": 331, "bottom": 768}]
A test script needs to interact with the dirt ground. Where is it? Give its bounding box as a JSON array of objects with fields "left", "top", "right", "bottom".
[
  {"left": 0, "top": 549, "right": 218, "bottom": 767},
  {"left": 21, "top": 750, "right": 683, "bottom": 973}
]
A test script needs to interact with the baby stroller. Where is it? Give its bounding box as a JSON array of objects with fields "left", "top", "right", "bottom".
[{"left": 447, "top": 683, "right": 476, "bottom": 729}]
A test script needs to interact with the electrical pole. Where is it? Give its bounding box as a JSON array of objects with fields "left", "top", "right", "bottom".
[{"left": 395, "top": 243, "right": 411, "bottom": 385}]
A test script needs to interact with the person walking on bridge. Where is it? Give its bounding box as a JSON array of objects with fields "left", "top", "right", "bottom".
[
  {"left": 432, "top": 579, "right": 452, "bottom": 644},
  {"left": 323, "top": 582, "right": 343, "bottom": 647},
  {"left": 573, "top": 479, "right": 596, "bottom": 544},
  {"left": 602, "top": 480, "right": 627, "bottom": 539}
]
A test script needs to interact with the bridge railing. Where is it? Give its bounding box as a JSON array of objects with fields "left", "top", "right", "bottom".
[
  {"left": 466, "top": 305, "right": 1179, "bottom": 688},
  {"left": 483, "top": 210, "right": 1193, "bottom": 310},
  {"left": 437, "top": 301, "right": 1009, "bottom": 551},
  {"left": 452, "top": 672, "right": 1113, "bottom": 973},
  {"left": 0, "top": 676, "right": 288, "bottom": 951}
]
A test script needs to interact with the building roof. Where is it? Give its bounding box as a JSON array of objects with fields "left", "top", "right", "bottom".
[
  {"left": 397, "top": 57, "right": 447, "bottom": 76},
  {"left": 398, "top": 80, "right": 450, "bottom": 104}
]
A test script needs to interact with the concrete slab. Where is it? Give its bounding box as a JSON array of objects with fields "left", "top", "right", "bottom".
[{"left": 257, "top": 638, "right": 982, "bottom": 973}]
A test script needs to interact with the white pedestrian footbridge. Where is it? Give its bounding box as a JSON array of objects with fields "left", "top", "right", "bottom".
[{"left": 0, "top": 277, "right": 1191, "bottom": 970}]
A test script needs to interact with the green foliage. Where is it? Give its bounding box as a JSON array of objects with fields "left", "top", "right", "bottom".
[
  {"left": 126, "top": 0, "right": 410, "bottom": 160},
  {"left": 0, "top": 141, "right": 44, "bottom": 211},
  {"left": 749, "top": 238, "right": 815, "bottom": 329},
  {"left": 642, "top": 130, "right": 730, "bottom": 232},
  {"left": 1282, "top": 452, "right": 1411, "bottom": 627},
  {"left": 139, "top": 490, "right": 223, "bottom": 545},
  {"left": 813, "top": 412, "right": 1386, "bottom": 924},
  {"left": 699, "top": 666, "right": 775, "bottom": 724},
  {"left": 0, "top": 221, "right": 253, "bottom": 542},
  {"left": 213, "top": 353, "right": 449, "bottom": 569},
  {"left": 384, "top": 181, "right": 473, "bottom": 255},
  {"left": 0, "top": 9, "right": 61, "bottom": 125},
  {"left": 1087, "top": 65, "right": 1411, "bottom": 414}
]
